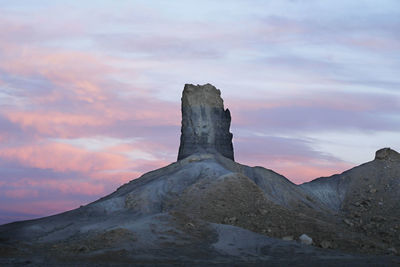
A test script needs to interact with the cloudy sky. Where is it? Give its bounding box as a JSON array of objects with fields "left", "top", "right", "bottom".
[{"left": 0, "top": 0, "right": 399, "bottom": 224}]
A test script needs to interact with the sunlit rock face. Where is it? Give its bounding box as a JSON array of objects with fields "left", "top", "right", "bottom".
[{"left": 177, "top": 83, "right": 234, "bottom": 161}]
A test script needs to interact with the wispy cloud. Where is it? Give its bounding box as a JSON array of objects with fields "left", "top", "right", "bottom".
[
  {"left": 0, "top": 0, "right": 399, "bottom": 223},
  {"left": 234, "top": 135, "right": 353, "bottom": 184}
]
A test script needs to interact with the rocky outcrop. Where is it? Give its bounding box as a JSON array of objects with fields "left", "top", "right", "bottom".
[
  {"left": 177, "top": 83, "right": 234, "bottom": 161},
  {"left": 1, "top": 83, "right": 399, "bottom": 265},
  {"left": 301, "top": 148, "right": 400, "bottom": 253},
  {"left": 375, "top": 147, "right": 400, "bottom": 161}
]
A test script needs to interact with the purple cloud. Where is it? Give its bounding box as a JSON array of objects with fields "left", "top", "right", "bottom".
[{"left": 0, "top": 1, "right": 399, "bottom": 224}]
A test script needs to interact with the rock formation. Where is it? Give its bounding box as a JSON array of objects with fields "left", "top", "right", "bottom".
[
  {"left": 177, "top": 83, "right": 234, "bottom": 161},
  {"left": 375, "top": 147, "right": 400, "bottom": 161},
  {"left": 0, "top": 83, "right": 399, "bottom": 266}
]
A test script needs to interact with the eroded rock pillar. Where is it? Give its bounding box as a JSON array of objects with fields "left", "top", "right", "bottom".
[{"left": 177, "top": 83, "right": 234, "bottom": 161}]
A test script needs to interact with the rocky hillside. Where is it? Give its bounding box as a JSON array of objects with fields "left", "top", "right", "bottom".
[
  {"left": 301, "top": 147, "right": 400, "bottom": 253},
  {"left": 0, "top": 84, "right": 399, "bottom": 266}
]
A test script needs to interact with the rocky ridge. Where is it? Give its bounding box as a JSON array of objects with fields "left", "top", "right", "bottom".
[{"left": 302, "top": 147, "right": 400, "bottom": 254}]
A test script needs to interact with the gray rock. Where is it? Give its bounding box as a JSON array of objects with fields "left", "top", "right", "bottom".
[
  {"left": 375, "top": 147, "right": 400, "bottom": 161},
  {"left": 344, "top": 219, "right": 354, "bottom": 227},
  {"left": 320, "top": 240, "right": 333, "bottom": 249},
  {"left": 223, "top": 217, "right": 238, "bottom": 224},
  {"left": 282, "top": 236, "right": 294, "bottom": 241},
  {"left": 301, "top": 147, "right": 400, "bottom": 215},
  {"left": 299, "top": 234, "right": 313, "bottom": 245},
  {"left": 371, "top": 216, "right": 386, "bottom": 222},
  {"left": 177, "top": 83, "right": 234, "bottom": 161},
  {"left": 369, "top": 188, "right": 377, "bottom": 193}
]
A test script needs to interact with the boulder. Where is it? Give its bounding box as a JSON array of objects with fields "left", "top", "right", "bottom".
[
  {"left": 282, "top": 236, "right": 294, "bottom": 241},
  {"left": 299, "top": 234, "right": 313, "bottom": 245},
  {"left": 320, "top": 240, "right": 333, "bottom": 249}
]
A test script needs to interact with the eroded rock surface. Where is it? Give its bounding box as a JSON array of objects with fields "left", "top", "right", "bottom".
[
  {"left": 375, "top": 147, "right": 400, "bottom": 161},
  {"left": 1, "top": 83, "right": 399, "bottom": 266},
  {"left": 301, "top": 148, "right": 400, "bottom": 254},
  {"left": 177, "top": 83, "right": 234, "bottom": 161}
]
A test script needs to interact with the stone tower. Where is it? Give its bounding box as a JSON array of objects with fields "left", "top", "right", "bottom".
[{"left": 177, "top": 83, "right": 234, "bottom": 161}]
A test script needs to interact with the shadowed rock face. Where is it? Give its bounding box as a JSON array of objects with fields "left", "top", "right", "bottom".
[
  {"left": 178, "top": 83, "right": 234, "bottom": 161},
  {"left": 375, "top": 147, "right": 400, "bottom": 161}
]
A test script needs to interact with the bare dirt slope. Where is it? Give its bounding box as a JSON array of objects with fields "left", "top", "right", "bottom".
[{"left": 302, "top": 147, "right": 400, "bottom": 254}]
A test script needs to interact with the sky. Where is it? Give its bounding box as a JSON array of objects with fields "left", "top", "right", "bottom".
[{"left": 0, "top": 0, "right": 399, "bottom": 224}]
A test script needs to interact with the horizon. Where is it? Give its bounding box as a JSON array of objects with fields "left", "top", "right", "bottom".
[{"left": 1, "top": 0, "right": 399, "bottom": 224}]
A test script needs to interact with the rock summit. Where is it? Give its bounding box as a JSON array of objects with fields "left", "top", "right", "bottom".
[
  {"left": 178, "top": 83, "right": 234, "bottom": 161},
  {"left": 375, "top": 147, "right": 400, "bottom": 161}
]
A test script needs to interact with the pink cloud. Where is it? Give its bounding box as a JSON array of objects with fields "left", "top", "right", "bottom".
[
  {"left": 237, "top": 153, "right": 353, "bottom": 184},
  {"left": 4, "top": 189, "right": 39, "bottom": 199},
  {"left": 106, "top": 141, "right": 176, "bottom": 157},
  {"left": 0, "top": 8, "right": 398, "bottom": 226},
  {"left": 234, "top": 135, "right": 354, "bottom": 184},
  {"left": 0, "top": 38, "right": 179, "bottom": 139},
  {"left": 268, "top": 160, "right": 353, "bottom": 184},
  {"left": 90, "top": 171, "right": 142, "bottom": 184},
  {"left": 2, "top": 200, "right": 84, "bottom": 217},
  {"left": 0, "top": 142, "right": 130, "bottom": 173},
  {"left": 1, "top": 45, "right": 112, "bottom": 79},
  {"left": 230, "top": 91, "right": 397, "bottom": 115},
  {"left": 6, "top": 112, "right": 107, "bottom": 132},
  {"left": 39, "top": 180, "right": 105, "bottom": 196},
  {"left": 2, "top": 175, "right": 129, "bottom": 198}
]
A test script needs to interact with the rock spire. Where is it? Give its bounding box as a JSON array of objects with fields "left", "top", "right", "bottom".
[{"left": 177, "top": 83, "right": 234, "bottom": 161}]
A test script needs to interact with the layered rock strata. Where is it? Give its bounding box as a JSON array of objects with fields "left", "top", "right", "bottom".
[{"left": 177, "top": 83, "right": 234, "bottom": 161}]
